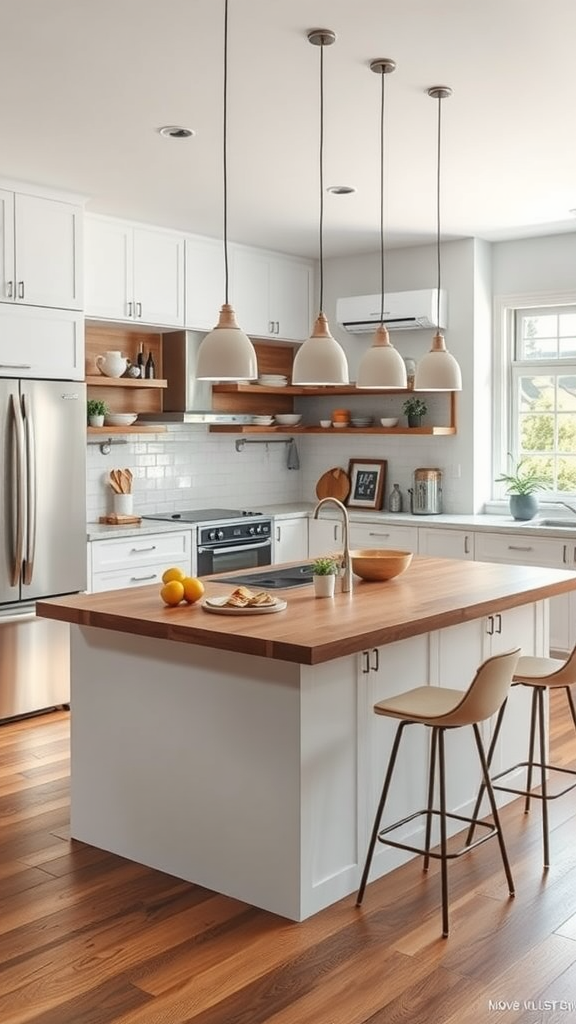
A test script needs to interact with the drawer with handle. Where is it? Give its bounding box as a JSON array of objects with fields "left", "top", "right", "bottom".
[
  {"left": 474, "top": 531, "right": 572, "bottom": 568},
  {"left": 91, "top": 530, "right": 192, "bottom": 573}
]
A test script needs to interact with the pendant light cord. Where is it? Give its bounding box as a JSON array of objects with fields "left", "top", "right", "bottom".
[
  {"left": 318, "top": 39, "right": 325, "bottom": 314},
  {"left": 435, "top": 92, "right": 442, "bottom": 330},
  {"left": 379, "top": 70, "right": 386, "bottom": 324},
  {"left": 223, "top": 0, "right": 229, "bottom": 304}
]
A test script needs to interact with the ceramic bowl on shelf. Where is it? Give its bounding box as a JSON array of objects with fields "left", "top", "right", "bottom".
[
  {"left": 332, "top": 422, "right": 347, "bottom": 429},
  {"left": 274, "top": 414, "right": 302, "bottom": 426},
  {"left": 380, "top": 417, "right": 399, "bottom": 428},
  {"left": 252, "top": 416, "right": 275, "bottom": 426},
  {"left": 320, "top": 419, "right": 332, "bottom": 428},
  {"left": 350, "top": 549, "right": 413, "bottom": 582},
  {"left": 104, "top": 413, "right": 138, "bottom": 427}
]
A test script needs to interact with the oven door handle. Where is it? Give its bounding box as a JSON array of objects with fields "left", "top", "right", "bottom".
[{"left": 198, "top": 540, "right": 271, "bottom": 555}]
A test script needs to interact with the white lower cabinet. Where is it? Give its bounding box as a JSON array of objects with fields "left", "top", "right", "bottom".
[
  {"left": 349, "top": 521, "right": 418, "bottom": 552},
  {"left": 273, "top": 517, "right": 308, "bottom": 564},
  {"left": 88, "top": 530, "right": 194, "bottom": 593},
  {"left": 308, "top": 519, "right": 344, "bottom": 558},
  {"left": 418, "top": 527, "right": 474, "bottom": 559}
]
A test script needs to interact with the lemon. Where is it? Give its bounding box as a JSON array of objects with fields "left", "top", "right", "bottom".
[
  {"left": 160, "top": 580, "right": 185, "bottom": 606},
  {"left": 162, "top": 566, "right": 186, "bottom": 584},
  {"left": 182, "top": 576, "right": 205, "bottom": 604}
]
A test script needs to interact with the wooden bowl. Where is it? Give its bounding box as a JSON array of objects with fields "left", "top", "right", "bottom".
[{"left": 350, "top": 548, "right": 413, "bottom": 582}]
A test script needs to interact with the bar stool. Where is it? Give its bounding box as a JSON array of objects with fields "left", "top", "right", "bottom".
[
  {"left": 356, "top": 648, "right": 520, "bottom": 937},
  {"left": 468, "top": 645, "right": 576, "bottom": 869}
]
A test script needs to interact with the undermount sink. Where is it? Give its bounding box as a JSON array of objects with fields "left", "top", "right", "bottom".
[
  {"left": 525, "top": 518, "right": 576, "bottom": 529},
  {"left": 214, "top": 563, "right": 315, "bottom": 590}
]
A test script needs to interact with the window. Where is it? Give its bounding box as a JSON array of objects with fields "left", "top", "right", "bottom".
[{"left": 510, "top": 305, "right": 576, "bottom": 495}]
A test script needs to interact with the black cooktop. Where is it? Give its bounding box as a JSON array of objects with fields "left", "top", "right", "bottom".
[{"left": 141, "top": 508, "right": 263, "bottom": 524}]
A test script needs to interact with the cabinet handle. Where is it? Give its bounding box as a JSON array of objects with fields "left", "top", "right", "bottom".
[
  {"left": 17, "top": 281, "right": 24, "bottom": 299},
  {"left": 6, "top": 280, "right": 13, "bottom": 298},
  {"left": 464, "top": 535, "right": 470, "bottom": 554},
  {"left": 136, "top": 301, "right": 142, "bottom": 318},
  {"left": 127, "top": 301, "right": 133, "bottom": 317},
  {"left": 370, "top": 648, "right": 379, "bottom": 672},
  {"left": 131, "top": 573, "right": 158, "bottom": 582},
  {"left": 486, "top": 615, "right": 494, "bottom": 636},
  {"left": 130, "top": 545, "right": 157, "bottom": 553},
  {"left": 507, "top": 544, "right": 533, "bottom": 552},
  {"left": 276, "top": 526, "right": 281, "bottom": 542},
  {"left": 563, "top": 544, "right": 568, "bottom": 565},
  {"left": 574, "top": 546, "right": 576, "bottom": 565},
  {"left": 369, "top": 531, "right": 390, "bottom": 538},
  {"left": 495, "top": 613, "right": 502, "bottom": 634},
  {"left": 268, "top": 320, "right": 275, "bottom": 334},
  {"left": 334, "top": 525, "right": 340, "bottom": 542},
  {"left": 275, "top": 321, "right": 280, "bottom": 334},
  {"left": 361, "top": 651, "right": 370, "bottom": 674}
]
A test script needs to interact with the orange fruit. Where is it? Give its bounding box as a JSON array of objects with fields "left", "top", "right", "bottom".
[
  {"left": 162, "top": 566, "right": 186, "bottom": 584},
  {"left": 160, "top": 580, "right": 185, "bottom": 606},
  {"left": 182, "top": 576, "right": 205, "bottom": 604}
]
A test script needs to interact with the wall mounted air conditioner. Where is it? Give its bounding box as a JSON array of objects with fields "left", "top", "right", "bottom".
[{"left": 336, "top": 288, "right": 447, "bottom": 333}]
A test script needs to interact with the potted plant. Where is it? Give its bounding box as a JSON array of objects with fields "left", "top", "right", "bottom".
[
  {"left": 87, "top": 399, "right": 107, "bottom": 427},
  {"left": 403, "top": 396, "right": 428, "bottom": 427},
  {"left": 311, "top": 556, "right": 339, "bottom": 598},
  {"left": 495, "top": 452, "right": 548, "bottom": 521}
]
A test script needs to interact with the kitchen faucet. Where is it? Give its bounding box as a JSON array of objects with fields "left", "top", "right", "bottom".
[
  {"left": 312, "top": 497, "right": 353, "bottom": 593},
  {"left": 557, "top": 501, "right": 576, "bottom": 517}
]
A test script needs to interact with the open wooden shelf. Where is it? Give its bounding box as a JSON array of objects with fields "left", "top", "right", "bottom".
[
  {"left": 87, "top": 425, "right": 167, "bottom": 435},
  {"left": 86, "top": 376, "right": 168, "bottom": 388},
  {"left": 208, "top": 425, "right": 456, "bottom": 436}
]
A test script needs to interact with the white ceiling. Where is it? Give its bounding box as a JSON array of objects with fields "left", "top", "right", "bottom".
[{"left": 2, "top": 0, "right": 576, "bottom": 259}]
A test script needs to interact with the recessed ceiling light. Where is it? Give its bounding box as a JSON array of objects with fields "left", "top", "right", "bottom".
[
  {"left": 158, "top": 126, "right": 195, "bottom": 139},
  {"left": 327, "top": 184, "right": 357, "bottom": 195}
]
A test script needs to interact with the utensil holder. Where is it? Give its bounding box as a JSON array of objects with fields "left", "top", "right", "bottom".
[{"left": 113, "top": 494, "right": 133, "bottom": 516}]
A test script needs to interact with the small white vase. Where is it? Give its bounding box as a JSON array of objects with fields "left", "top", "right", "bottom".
[
  {"left": 88, "top": 414, "right": 104, "bottom": 427},
  {"left": 96, "top": 350, "right": 130, "bottom": 378},
  {"left": 313, "top": 574, "right": 335, "bottom": 598}
]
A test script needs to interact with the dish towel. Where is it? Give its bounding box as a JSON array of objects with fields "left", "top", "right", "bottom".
[{"left": 286, "top": 440, "right": 300, "bottom": 470}]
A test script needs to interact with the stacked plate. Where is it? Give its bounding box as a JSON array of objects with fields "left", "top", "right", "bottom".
[
  {"left": 258, "top": 374, "right": 288, "bottom": 388},
  {"left": 350, "top": 416, "right": 373, "bottom": 428},
  {"left": 252, "top": 415, "right": 275, "bottom": 426}
]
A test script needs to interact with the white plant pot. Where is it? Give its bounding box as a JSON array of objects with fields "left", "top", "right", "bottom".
[
  {"left": 88, "top": 414, "right": 104, "bottom": 427},
  {"left": 313, "top": 574, "right": 335, "bottom": 598}
]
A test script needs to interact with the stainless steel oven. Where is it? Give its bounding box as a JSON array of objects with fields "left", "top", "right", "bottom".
[{"left": 197, "top": 518, "right": 273, "bottom": 576}]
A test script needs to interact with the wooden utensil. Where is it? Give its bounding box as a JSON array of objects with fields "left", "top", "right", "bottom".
[
  {"left": 315, "top": 467, "right": 351, "bottom": 502},
  {"left": 123, "top": 468, "right": 133, "bottom": 493},
  {"left": 109, "top": 470, "right": 122, "bottom": 494}
]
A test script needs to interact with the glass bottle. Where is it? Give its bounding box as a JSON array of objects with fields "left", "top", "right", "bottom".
[
  {"left": 137, "top": 343, "right": 145, "bottom": 379},
  {"left": 145, "top": 351, "right": 155, "bottom": 379},
  {"left": 389, "top": 483, "right": 403, "bottom": 513}
]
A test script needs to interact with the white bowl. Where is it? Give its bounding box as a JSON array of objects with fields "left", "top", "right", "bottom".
[
  {"left": 104, "top": 413, "right": 138, "bottom": 427},
  {"left": 320, "top": 419, "right": 331, "bottom": 428},
  {"left": 274, "top": 414, "right": 302, "bottom": 426},
  {"left": 332, "top": 422, "right": 347, "bottom": 428},
  {"left": 380, "top": 417, "right": 399, "bottom": 428}
]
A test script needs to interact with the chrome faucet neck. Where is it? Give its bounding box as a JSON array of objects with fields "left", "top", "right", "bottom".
[{"left": 312, "top": 496, "right": 353, "bottom": 593}]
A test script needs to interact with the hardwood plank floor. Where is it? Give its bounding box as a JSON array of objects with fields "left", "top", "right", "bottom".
[{"left": 1, "top": 690, "right": 576, "bottom": 1024}]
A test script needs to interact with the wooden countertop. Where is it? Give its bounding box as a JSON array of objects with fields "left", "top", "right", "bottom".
[{"left": 36, "top": 556, "right": 576, "bottom": 665}]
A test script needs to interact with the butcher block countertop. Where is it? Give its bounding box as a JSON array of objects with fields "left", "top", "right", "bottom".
[{"left": 37, "top": 556, "right": 576, "bottom": 666}]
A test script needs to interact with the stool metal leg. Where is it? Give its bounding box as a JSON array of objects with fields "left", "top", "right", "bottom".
[
  {"left": 565, "top": 685, "right": 576, "bottom": 731},
  {"left": 423, "top": 726, "right": 438, "bottom": 872},
  {"left": 537, "top": 687, "right": 550, "bottom": 868},
  {"left": 472, "top": 723, "right": 515, "bottom": 897},
  {"left": 524, "top": 687, "right": 539, "bottom": 814},
  {"left": 437, "top": 727, "right": 450, "bottom": 937},
  {"left": 466, "top": 697, "right": 508, "bottom": 846},
  {"left": 356, "top": 720, "right": 408, "bottom": 906}
]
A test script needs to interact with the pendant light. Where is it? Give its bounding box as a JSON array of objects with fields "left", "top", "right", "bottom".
[
  {"left": 196, "top": 0, "right": 258, "bottom": 381},
  {"left": 292, "top": 29, "right": 349, "bottom": 387},
  {"left": 414, "top": 86, "right": 462, "bottom": 392},
  {"left": 357, "top": 59, "right": 407, "bottom": 390}
]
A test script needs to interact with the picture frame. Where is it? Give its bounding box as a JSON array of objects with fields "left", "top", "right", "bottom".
[{"left": 347, "top": 459, "right": 387, "bottom": 510}]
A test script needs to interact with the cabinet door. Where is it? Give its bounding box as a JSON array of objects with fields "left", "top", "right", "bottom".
[
  {"left": 418, "top": 527, "right": 474, "bottom": 559},
  {"left": 132, "top": 227, "right": 185, "bottom": 327},
  {"left": 273, "top": 518, "right": 308, "bottom": 564},
  {"left": 230, "top": 247, "right": 271, "bottom": 337},
  {"left": 0, "top": 304, "right": 84, "bottom": 380},
  {"left": 269, "top": 256, "right": 313, "bottom": 341},
  {"left": 84, "top": 217, "right": 133, "bottom": 320},
  {"left": 13, "top": 193, "right": 83, "bottom": 310},
  {"left": 0, "top": 188, "right": 15, "bottom": 301},
  {"left": 308, "top": 519, "right": 343, "bottom": 558},
  {"left": 184, "top": 236, "right": 226, "bottom": 331},
  {"left": 349, "top": 522, "right": 418, "bottom": 552}
]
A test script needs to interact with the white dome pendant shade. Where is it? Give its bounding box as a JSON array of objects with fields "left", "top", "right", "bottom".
[
  {"left": 292, "top": 312, "right": 349, "bottom": 386},
  {"left": 196, "top": 303, "right": 257, "bottom": 381},
  {"left": 356, "top": 324, "right": 407, "bottom": 388},
  {"left": 414, "top": 330, "right": 462, "bottom": 390}
]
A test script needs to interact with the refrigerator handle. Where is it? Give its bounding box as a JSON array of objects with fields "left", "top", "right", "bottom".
[
  {"left": 10, "top": 393, "right": 25, "bottom": 587},
  {"left": 21, "top": 392, "right": 37, "bottom": 586}
]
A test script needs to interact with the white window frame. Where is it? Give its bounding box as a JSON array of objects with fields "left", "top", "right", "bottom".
[{"left": 493, "top": 289, "right": 576, "bottom": 499}]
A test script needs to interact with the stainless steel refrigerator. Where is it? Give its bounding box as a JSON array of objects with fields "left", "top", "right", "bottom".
[{"left": 0, "top": 378, "right": 86, "bottom": 720}]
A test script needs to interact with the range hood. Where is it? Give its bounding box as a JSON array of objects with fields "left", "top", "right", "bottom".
[{"left": 137, "top": 331, "right": 253, "bottom": 425}]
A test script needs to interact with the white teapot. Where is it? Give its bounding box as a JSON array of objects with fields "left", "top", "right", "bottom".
[{"left": 96, "top": 350, "right": 130, "bottom": 378}]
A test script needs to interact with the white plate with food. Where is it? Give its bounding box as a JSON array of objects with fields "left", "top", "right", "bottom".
[{"left": 203, "top": 588, "right": 287, "bottom": 615}]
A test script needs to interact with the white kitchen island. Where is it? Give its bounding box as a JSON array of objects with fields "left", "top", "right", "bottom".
[{"left": 37, "top": 556, "right": 576, "bottom": 921}]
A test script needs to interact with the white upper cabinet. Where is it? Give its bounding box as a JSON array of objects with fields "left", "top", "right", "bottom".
[
  {"left": 184, "top": 235, "right": 226, "bottom": 331},
  {"left": 0, "top": 304, "right": 84, "bottom": 380},
  {"left": 0, "top": 189, "right": 83, "bottom": 310},
  {"left": 85, "top": 216, "right": 185, "bottom": 327},
  {"left": 231, "top": 245, "right": 313, "bottom": 341}
]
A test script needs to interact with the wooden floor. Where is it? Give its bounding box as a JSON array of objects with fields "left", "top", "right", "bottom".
[{"left": 2, "top": 691, "right": 576, "bottom": 1024}]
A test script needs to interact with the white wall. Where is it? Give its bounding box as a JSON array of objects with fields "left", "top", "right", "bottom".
[{"left": 493, "top": 233, "right": 576, "bottom": 295}]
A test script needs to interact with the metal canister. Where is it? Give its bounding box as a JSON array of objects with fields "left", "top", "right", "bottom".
[{"left": 409, "top": 468, "right": 443, "bottom": 515}]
